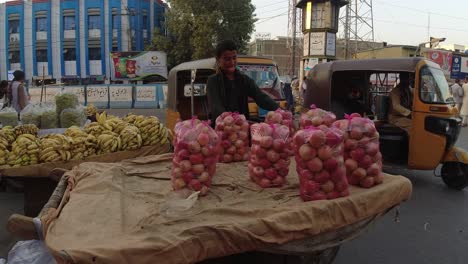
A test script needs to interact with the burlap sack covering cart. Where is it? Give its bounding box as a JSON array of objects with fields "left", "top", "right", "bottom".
[
  {"left": 19, "top": 153, "right": 412, "bottom": 264},
  {"left": 0, "top": 143, "right": 171, "bottom": 216}
]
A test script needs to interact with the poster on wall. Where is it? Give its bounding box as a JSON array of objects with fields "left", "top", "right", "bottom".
[
  {"left": 326, "top": 32, "right": 336, "bottom": 56},
  {"left": 309, "top": 32, "right": 326, "bottom": 56},
  {"left": 110, "top": 51, "right": 168, "bottom": 80},
  {"left": 303, "top": 32, "right": 310, "bottom": 56},
  {"left": 423, "top": 49, "right": 452, "bottom": 76},
  {"left": 450, "top": 55, "right": 468, "bottom": 79}
]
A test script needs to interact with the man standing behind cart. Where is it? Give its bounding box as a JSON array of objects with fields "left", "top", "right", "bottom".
[{"left": 207, "top": 40, "right": 279, "bottom": 123}]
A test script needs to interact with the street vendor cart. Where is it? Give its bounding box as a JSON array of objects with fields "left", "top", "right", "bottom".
[{"left": 7, "top": 153, "right": 412, "bottom": 264}]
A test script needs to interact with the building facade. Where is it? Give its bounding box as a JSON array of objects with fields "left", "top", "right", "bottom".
[
  {"left": 0, "top": 0, "right": 167, "bottom": 83},
  {"left": 248, "top": 37, "right": 303, "bottom": 77},
  {"left": 354, "top": 45, "right": 417, "bottom": 60}
]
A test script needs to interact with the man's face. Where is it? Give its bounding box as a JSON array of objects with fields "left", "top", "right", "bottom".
[{"left": 217, "top": 50, "right": 237, "bottom": 74}]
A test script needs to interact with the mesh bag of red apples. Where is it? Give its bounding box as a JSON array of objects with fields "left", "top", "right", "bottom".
[
  {"left": 249, "top": 123, "right": 291, "bottom": 188},
  {"left": 172, "top": 118, "right": 220, "bottom": 196},
  {"left": 293, "top": 126, "right": 350, "bottom": 201},
  {"left": 215, "top": 112, "right": 250, "bottom": 163},
  {"left": 300, "top": 104, "right": 337, "bottom": 129},
  {"left": 332, "top": 114, "right": 384, "bottom": 188}
]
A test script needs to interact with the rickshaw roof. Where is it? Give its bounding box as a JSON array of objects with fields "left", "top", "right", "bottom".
[{"left": 308, "top": 57, "right": 428, "bottom": 77}]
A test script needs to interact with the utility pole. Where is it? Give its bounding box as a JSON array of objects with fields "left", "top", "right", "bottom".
[{"left": 291, "top": 0, "right": 297, "bottom": 77}]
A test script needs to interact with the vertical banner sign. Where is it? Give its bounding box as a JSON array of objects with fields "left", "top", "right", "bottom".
[
  {"left": 309, "top": 32, "right": 326, "bottom": 56},
  {"left": 303, "top": 32, "right": 310, "bottom": 56},
  {"left": 451, "top": 55, "right": 468, "bottom": 79},
  {"left": 326, "top": 32, "right": 336, "bottom": 56}
]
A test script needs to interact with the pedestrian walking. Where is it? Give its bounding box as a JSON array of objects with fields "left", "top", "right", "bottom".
[
  {"left": 5, "top": 70, "right": 29, "bottom": 114},
  {"left": 451, "top": 79, "right": 464, "bottom": 111},
  {"left": 461, "top": 77, "right": 468, "bottom": 127}
]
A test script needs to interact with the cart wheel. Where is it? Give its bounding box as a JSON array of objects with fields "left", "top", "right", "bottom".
[
  {"left": 299, "top": 246, "right": 340, "bottom": 264},
  {"left": 441, "top": 162, "right": 468, "bottom": 190}
]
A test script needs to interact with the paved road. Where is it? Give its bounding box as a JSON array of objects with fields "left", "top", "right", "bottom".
[
  {"left": 335, "top": 128, "right": 468, "bottom": 264},
  {"left": 0, "top": 110, "right": 467, "bottom": 263}
]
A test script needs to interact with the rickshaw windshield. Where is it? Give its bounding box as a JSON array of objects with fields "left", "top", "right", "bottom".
[
  {"left": 238, "top": 64, "right": 281, "bottom": 90},
  {"left": 419, "top": 66, "right": 451, "bottom": 104}
]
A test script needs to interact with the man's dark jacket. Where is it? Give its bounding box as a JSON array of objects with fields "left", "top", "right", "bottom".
[{"left": 206, "top": 70, "right": 278, "bottom": 123}]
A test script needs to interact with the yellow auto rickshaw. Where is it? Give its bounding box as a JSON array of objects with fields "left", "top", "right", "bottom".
[
  {"left": 303, "top": 57, "right": 468, "bottom": 189},
  {"left": 166, "top": 56, "right": 287, "bottom": 131}
]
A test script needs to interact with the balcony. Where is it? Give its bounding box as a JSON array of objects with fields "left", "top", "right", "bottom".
[
  {"left": 88, "top": 29, "right": 101, "bottom": 39},
  {"left": 65, "top": 61, "right": 77, "bottom": 76},
  {"left": 9, "top": 33, "right": 20, "bottom": 45},
  {"left": 37, "top": 62, "right": 49, "bottom": 76},
  {"left": 89, "top": 60, "right": 102, "bottom": 75},
  {"left": 64, "top": 30, "right": 76, "bottom": 39},
  {"left": 36, "top": 31, "right": 47, "bottom": 41}
]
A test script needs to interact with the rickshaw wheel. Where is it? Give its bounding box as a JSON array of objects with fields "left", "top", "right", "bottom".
[{"left": 441, "top": 162, "right": 468, "bottom": 190}]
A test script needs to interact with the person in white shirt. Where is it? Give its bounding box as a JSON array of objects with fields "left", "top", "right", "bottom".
[
  {"left": 460, "top": 77, "right": 468, "bottom": 127},
  {"left": 451, "top": 79, "right": 464, "bottom": 111}
]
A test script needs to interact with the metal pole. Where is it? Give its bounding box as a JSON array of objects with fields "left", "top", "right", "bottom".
[
  {"left": 291, "top": 0, "right": 297, "bottom": 76},
  {"left": 191, "top": 69, "right": 197, "bottom": 116}
]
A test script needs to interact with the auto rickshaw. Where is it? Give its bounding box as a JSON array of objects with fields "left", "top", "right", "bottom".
[
  {"left": 166, "top": 56, "right": 287, "bottom": 131},
  {"left": 303, "top": 57, "right": 468, "bottom": 189}
]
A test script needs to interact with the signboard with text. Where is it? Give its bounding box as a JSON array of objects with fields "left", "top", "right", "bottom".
[
  {"left": 326, "top": 32, "right": 336, "bottom": 56},
  {"left": 109, "top": 85, "right": 132, "bottom": 102},
  {"left": 136, "top": 86, "right": 157, "bottom": 102},
  {"left": 423, "top": 49, "right": 452, "bottom": 76},
  {"left": 450, "top": 55, "right": 468, "bottom": 79},
  {"left": 309, "top": 32, "right": 326, "bottom": 56},
  {"left": 86, "top": 85, "right": 109, "bottom": 104}
]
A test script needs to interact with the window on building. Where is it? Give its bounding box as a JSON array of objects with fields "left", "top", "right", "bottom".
[
  {"left": 36, "top": 17, "right": 47, "bottom": 32},
  {"left": 64, "top": 48, "right": 76, "bottom": 61},
  {"left": 88, "top": 48, "right": 101, "bottom": 60},
  {"left": 64, "top": 16, "right": 76, "bottom": 30},
  {"left": 112, "top": 46, "right": 119, "bottom": 51},
  {"left": 36, "top": 50, "right": 48, "bottom": 62},
  {"left": 143, "top": 15, "right": 148, "bottom": 30},
  {"left": 311, "top": 3, "right": 326, "bottom": 29},
  {"left": 9, "top": 51, "right": 20, "bottom": 63},
  {"left": 9, "top": 20, "right": 20, "bottom": 34},
  {"left": 88, "top": 15, "right": 100, "bottom": 29},
  {"left": 112, "top": 14, "right": 119, "bottom": 29}
]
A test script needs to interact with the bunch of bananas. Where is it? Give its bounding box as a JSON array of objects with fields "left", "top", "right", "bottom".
[
  {"left": 39, "top": 134, "right": 73, "bottom": 163},
  {"left": 97, "top": 131, "right": 121, "bottom": 154},
  {"left": 120, "top": 125, "right": 142, "bottom": 151},
  {"left": 64, "top": 126, "right": 98, "bottom": 159},
  {"left": 14, "top": 124, "right": 39, "bottom": 137},
  {"left": 0, "top": 134, "right": 9, "bottom": 166},
  {"left": 1, "top": 126, "right": 16, "bottom": 145},
  {"left": 123, "top": 114, "right": 170, "bottom": 146},
  {"left": 104, "top": 118, "right": 128, "bottom": 134},
  {"left": 8, "top": 134, "right": 40, "bottom": 167},
  {"left": 85, "top": 104, "right": 98, "bottom": 117},
  {"left": 84, "top": 122, "right": 105, "bottom": 137}
]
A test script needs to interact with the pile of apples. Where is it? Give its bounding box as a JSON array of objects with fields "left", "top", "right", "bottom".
[
  {"left": 333, "top": 116, "right": 383, "bottom": 188},
  {"left": 293, "top": 127, "right": 349, "bottom": 201},
  {"left": 215, "top": 112, "right": 250, "bottom": 163},
  {"left": 300, "top": 105, "right": 336, "bottom": 129},
  {"left": 248, "top": 123, "right": 291, "bottom": 188},
  {"left": 172, "top": 119, "right": 220, "bottom": 195},
  {"left": 265, "top": 109, "right": 295, "bottom": 156}
]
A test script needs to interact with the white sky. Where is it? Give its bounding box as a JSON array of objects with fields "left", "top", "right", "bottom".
[
  {"left": 1, "top": 0, "right": 466, "bottom": 46},
  {"left": 252, "top": 0, "right": 468, "bottom": 46}
]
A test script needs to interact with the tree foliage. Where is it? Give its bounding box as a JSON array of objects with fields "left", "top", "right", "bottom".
[{"left": 148, "top": 0, "right": 256, "bottom": 68}]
